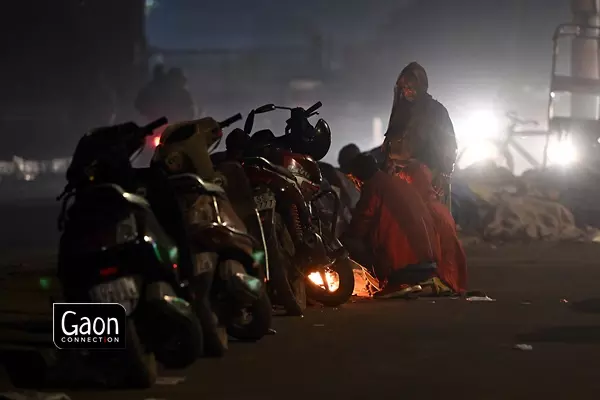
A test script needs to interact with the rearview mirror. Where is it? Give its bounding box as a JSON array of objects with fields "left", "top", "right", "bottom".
[{"left": 255, "top": 104, "right": 276, "bottom": 114}]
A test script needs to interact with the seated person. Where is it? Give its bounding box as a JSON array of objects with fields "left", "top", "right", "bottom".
[
  {"left": 337, "top": 143, "right": 361, "bottom": 174},
  {"left": 397, "top": 160, "right": 468, "bottom": 295},
  {"left": 341, "top": 154, "right": 441, "bottom": 299}
]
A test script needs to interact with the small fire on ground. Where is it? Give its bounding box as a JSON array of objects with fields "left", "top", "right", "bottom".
[{"left": 307, "top": 270, "right": 340, "bottom": 292}]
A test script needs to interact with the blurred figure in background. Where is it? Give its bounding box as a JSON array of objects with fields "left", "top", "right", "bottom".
[
  {"left": 135, "top": 65, "right": 198, "bottom": 123},
  {"left": 383, "top": 62, "right": 457, "bottom": 206},
  {"left": 135, "top": 63, "right": 167, "bottom": 121},
  {"left": 337, "top": 143, "right": 361, "bottom": 174},
  {"left": 164, "top": 67, "right": 197, "bottom": 122}
]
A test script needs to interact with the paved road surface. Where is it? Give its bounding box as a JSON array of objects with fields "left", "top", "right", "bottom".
[{"left": 1, "top": 242, "right": 600, "bottom": 399}]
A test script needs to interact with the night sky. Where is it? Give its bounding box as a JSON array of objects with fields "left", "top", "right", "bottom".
[
  {"left": 147, "top": 0, "right": 570, "bottom": 119},
  {"left": 146, "top": 0, "right": 571, "bottom": 168},
  {"left": 0, "top": 0, "right": 575, "bottom": 165}
]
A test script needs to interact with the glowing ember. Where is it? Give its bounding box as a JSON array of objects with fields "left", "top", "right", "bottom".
[
  {"left": 308, "top": 270, "right": 340, "bottom": 292},
  {"left": 346, "top": 174, "right": 363, "bottom": 191},
  {"left": 153, "top": 136, "right": 161, "bottom": 147}
]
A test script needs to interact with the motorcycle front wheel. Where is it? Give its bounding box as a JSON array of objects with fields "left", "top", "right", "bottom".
[
  {"left": 91, "top": 319, "right": 157, "bottom": 389},
  {"left": 122, "top": 320, "right": 158, "bottom": 388},
  {"left": 189, "top": 262, "right": 229, "bottom": 358},
  {"left": 267, "top": 212, "right": 307, "bottom": 316},
  {"left": 227, "top": 289, "right": 272, "bottom": 341},
  {"left": 306, "top": 257, "right": 355, "bottom": 307}
]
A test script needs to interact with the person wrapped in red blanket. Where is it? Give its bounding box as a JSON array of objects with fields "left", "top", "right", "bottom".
[
  {"left": 396, "top": 160, "right": 468, "bottom": 294},
  {"left": 342, "top": 154, "right": 442, "bottom": 298}
]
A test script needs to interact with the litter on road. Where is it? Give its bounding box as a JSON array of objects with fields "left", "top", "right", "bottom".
[
  {"left": 156, "top": 376, "right": 186, "bottom": 385},
  {"left": 513, "top": 344, "right": 533, "bottom": 351},
  {"left": 466, "top": 296, "right": 496, "bottom": 302}
]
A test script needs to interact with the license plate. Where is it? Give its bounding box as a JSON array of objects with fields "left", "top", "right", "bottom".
[
  {"left": 194, "top": 252, "right": 217, "bottom": 275},
  {"left": 89, "top": 277, "right": 139, "bottom": 315},
  {"left": 254, "top": 192, "right": 276, "bottom": 211}
]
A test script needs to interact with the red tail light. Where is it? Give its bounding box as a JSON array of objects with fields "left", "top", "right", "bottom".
[{"left": 100, "top": 267, "right": 118, "bottom": 277}]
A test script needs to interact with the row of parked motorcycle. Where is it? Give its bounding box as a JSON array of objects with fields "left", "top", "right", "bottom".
[{"left": 5, "top": 101, "right": 356, "bottom": 389}]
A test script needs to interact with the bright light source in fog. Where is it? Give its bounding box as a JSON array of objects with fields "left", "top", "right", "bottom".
[
  {"left": 457, "top": 140, "right": 499, "bottom": 169},
  {"left": 457, "top": 109, "right": 501, "bottom": 141},
  {"left": 547, "top": 137, "right": 577, "bottom": 166}
]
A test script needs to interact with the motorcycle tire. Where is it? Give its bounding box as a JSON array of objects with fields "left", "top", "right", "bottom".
[
  {"left": 196, "top": 299, "right": 229, "bottom": 357},
  {"left": 151, "top": 307, "right": 204, "bottom": 369},
  {"left": 227, "top": 289, "right": 273, "bottom": 341},
  {"left": 306, "top": 257, "right": 355, "bottom": 307},
  {"left": 267, "top": 212, "right": 307, "bottom": 316},
  {"left": 188, "top": 260, "right": 229, "bottom": 358},
  {"left": 89, "top": 319, "right": 157, "bottom": 389},
  {"left": 122, "top": 320, "right": 158, "bottom": 388}
]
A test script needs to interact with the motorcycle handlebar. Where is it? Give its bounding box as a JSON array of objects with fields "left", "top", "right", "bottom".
[
  {"left": 305, "top": 101, "right": 322, "bottom": 116},
  {"left": 142, "top": 117, "right": 168, "bottom": 136},
  {"left": 219, "top": 113, "right": 243, "bottom": 129}
]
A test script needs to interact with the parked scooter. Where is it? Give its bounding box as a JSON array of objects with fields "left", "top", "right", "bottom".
[
  {"left": 234, "top": 102, "right": 355, "bottom": 315},
  {"left": 55, "top": 118, "right": 203, "bottom": 388},
  {"left": 152, "top": 115, "right": 272, "bottom": 356}
]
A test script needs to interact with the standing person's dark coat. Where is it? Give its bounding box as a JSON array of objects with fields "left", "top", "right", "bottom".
[{"left": 383, "top": 62, "right": 457, "bottom": 197}]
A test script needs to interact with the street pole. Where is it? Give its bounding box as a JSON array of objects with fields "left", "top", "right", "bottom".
[{"left": 570, "top": 0, "right": 600, "bottom": 119}]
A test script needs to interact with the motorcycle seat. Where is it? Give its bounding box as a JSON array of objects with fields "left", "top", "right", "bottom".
[
  {"left": 243, "top": 157, "right": 296, "bottom": 181},
  {"left": 80, "top": 183, "right": 151, "bottom": 208},
  {"left": 168, "top": 173, "right": 226, "bottom": 196}
]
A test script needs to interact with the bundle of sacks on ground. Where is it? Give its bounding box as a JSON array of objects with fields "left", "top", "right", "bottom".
[{"left": 451, "top": 161, "right": 600, "bottom": 243}]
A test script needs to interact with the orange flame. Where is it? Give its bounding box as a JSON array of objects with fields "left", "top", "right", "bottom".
[
  {"left": 346, "top": 174, "right": 363, "bottom": 191},
  {"left": 307, "top": 270, "right": 340, "bottom": 292}
]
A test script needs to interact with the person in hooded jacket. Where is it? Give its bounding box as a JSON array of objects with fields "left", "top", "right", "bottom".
[
  {"left": 383, "top": 62, "right": 457, "bottom": 206},
  {"left": 135, "top": 65, "right": 198, "bottom": 124}
]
